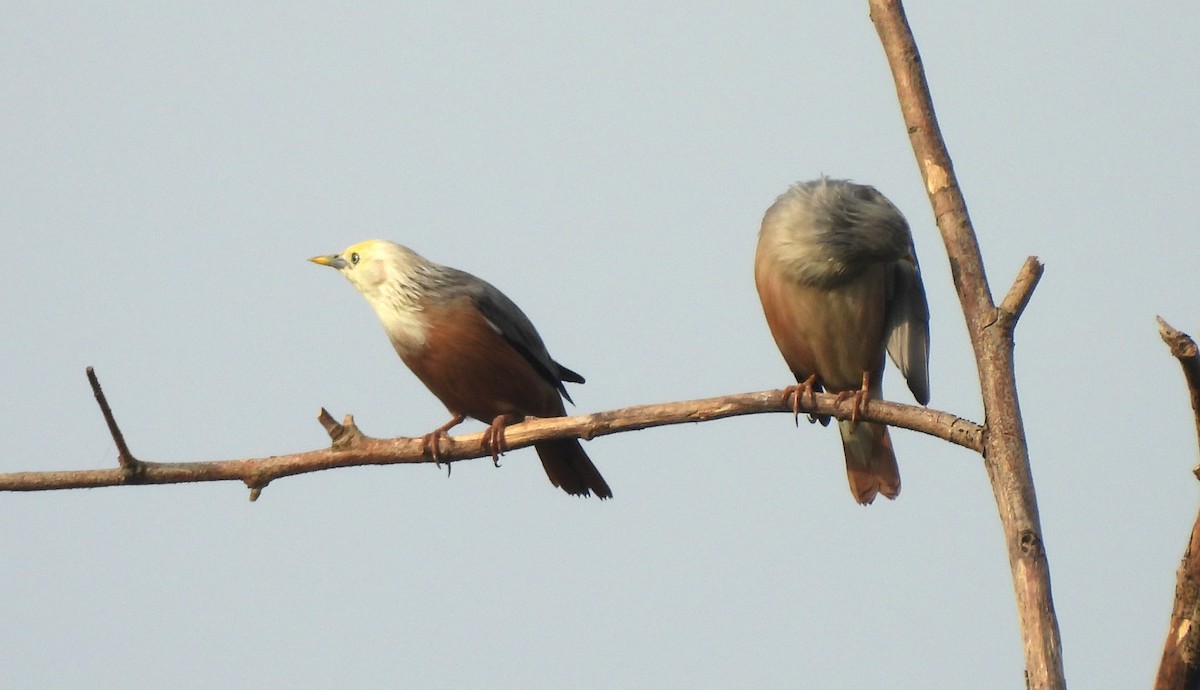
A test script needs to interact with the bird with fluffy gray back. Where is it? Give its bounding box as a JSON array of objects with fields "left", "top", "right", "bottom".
[
  {"left": 310, "top": 240, "right": 611, "bottom": 499},
  {"left": 754, "top": 177, "right": 930, "bottom": 504}
]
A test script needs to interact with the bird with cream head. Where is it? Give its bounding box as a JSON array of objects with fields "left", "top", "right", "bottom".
[{"left": 311, "top": 240, "right": 611, "bottom": 498}]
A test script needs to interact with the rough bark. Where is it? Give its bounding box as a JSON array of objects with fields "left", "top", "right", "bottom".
[{"left": 1155, "top": 318, "right": 1200, "bottom": 690}]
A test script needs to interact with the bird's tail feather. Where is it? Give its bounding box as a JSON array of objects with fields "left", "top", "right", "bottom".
[
  {"left": 535, "top": 438, "right": 613, "bottom": 499},
  {"left": 838, "top": 420, "right": 900, "bottom": 505}
]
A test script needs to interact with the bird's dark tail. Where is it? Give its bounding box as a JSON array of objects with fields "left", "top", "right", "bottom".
[{"left": 534, "top": 438, "right": 612, "bottom": 499}]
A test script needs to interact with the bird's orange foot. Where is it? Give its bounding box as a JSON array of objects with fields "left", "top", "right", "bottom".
[
  {"left": 833, "top": 372, "right": 871, "bottom": 431},
  {"left": 421, "top": 413, "right": 466, "bottom": 476},
  {"left": 782, "top": 374, "right": 820, "bottom": 426},
  {"left": 482, "top": 414, "right": 519, "bottom": 467}
]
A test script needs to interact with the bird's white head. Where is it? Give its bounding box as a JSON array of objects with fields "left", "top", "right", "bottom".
[
  {"left": 309, "top": 239, "right": 436, "bottom": 351},
  {"left": 308, "top": 239, "right": 430, "bottom": 298}
]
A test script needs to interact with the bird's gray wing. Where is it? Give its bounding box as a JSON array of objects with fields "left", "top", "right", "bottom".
[
  {"left": 885, "top": 251, "right": 931, "bottom": 405},
  {"left": 459, "top": 274, "right": 582, "bottom": 402}
]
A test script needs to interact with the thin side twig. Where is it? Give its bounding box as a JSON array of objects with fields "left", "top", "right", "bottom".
[{"left": 86, "top": 366, "right": 138, "bottom": 470}]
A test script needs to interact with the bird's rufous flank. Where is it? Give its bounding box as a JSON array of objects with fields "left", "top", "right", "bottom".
[
  {"left": 310, "top": 240, "right": 611, "bottom": 499},
  {"left": 754, "top": 177, "right": 930, "bottom": 504}
]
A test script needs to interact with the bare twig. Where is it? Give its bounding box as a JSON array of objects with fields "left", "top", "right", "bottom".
[
  {"left": 869, "top": 1, "right": 1065, "bottom": 687},
  {"left": 86, "top": 366, "right": 139, "bottom": 471},
  {"left": 1155, "top": 318, "right": 1200, "bottom": 690},
  {"left": 0, "top": 371, "right": 982, "bottom": 494}
]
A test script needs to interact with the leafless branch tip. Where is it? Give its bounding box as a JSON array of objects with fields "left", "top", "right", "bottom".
[{"left": 86, "top": 367, "right": 139, "bottom": 471}]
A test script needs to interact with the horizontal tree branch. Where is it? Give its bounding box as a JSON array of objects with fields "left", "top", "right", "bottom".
[{"left": 0, "top": 371, "right": 982, "bottom": 497}]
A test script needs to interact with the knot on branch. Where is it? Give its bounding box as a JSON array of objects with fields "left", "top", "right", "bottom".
[
  {"left": 120, "top": 460, "right": 148, "bottom": 484},
  {"left": 1018, "top": 529, "right": 1045, "bottom": 557},
  {"left": 1160, "top": 317, "right": 1200, "bottom": 360}
]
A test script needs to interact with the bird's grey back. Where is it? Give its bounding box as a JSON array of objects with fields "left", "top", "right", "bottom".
[{"left": 436, "top": 265, "right": 579, "bottom": 397}]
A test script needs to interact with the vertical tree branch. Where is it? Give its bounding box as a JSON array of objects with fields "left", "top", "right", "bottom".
[
  {"left": 1154, "top": 318, "right": 1200, "bottom": 690},
  {"left": 868, "top": 1, "right": 1066, "bottom": 687}
]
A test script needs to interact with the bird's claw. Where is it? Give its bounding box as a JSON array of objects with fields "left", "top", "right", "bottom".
[
  {"left": 421, "top": 413, "right": 466, "bottom": 477},
  {"left": 421, "top": 430, "right": 453, "bottom": 476},
  {"left": 834, "top": 372, "right": 871, "bottom": 431},
  {"left": 482, "top": 415, "right": 516, "bottom": 467},
  {"left": 782, "top": 374, "right": 820, "bottom": 426}
]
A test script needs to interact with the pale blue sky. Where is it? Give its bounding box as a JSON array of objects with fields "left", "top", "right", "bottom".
[{"left": 3, "top": 2, "right": 1198, "bottom": 688}]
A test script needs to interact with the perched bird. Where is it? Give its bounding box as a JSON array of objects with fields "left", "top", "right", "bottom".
[
  {"left": 310, "top": 240, "right": 612, "bottom": 499},
  {"left": 754, "top": 178, "right": 930, "bottom": 504}
]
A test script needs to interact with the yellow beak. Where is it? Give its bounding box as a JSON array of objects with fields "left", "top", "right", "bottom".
[{"left": 309, "top": 254, "right": 348, "bottom": 269}]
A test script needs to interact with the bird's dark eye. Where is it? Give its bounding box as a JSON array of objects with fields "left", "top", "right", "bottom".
[{"left": 350, "top": 252, "right": 360, "bottom": 265}]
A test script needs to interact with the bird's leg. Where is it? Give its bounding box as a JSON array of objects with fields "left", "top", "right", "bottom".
[
  {"left": 781, "top": 374, "right": 820, "bottom": 426},
  {"left": 421, "top": 413, "right": 466, "bottom": 474},
  {"left": 833, "top": 372, "right": 871, "bottom": 431},
  {"left": 482, "top": 414, "right": 520, "bottom": 467}
]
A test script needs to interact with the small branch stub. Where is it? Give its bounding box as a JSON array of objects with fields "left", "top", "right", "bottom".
[
  {"left": 318, "top": 408, "right": 367, "bottom": 450},
  {"left": 997, "top": 256, "right": 1045, "bottom": 331}
]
